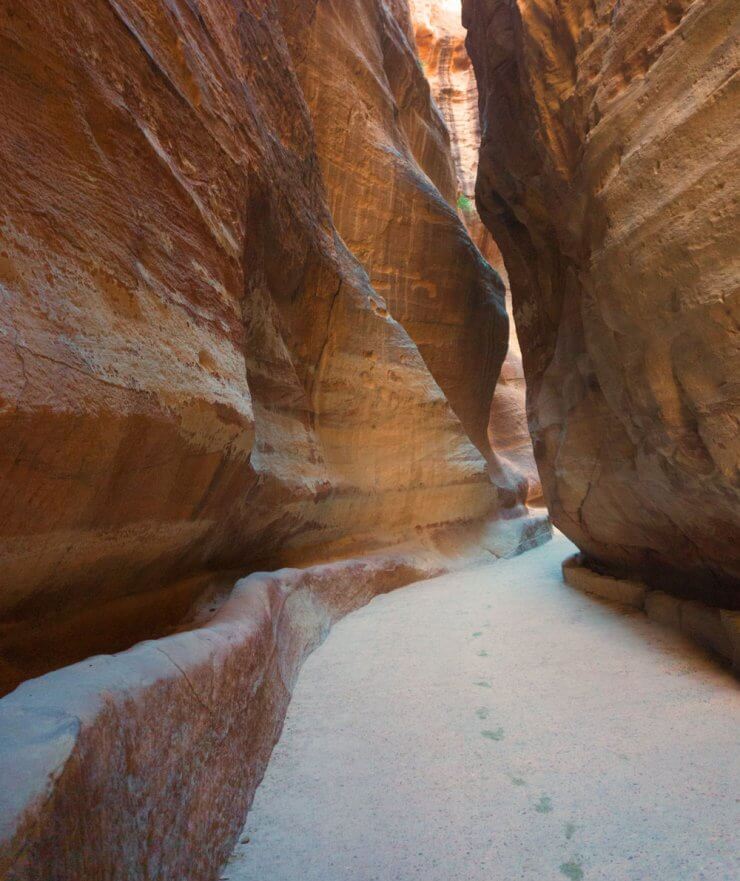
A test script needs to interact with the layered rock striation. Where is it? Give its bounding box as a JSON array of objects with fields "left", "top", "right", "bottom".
[
  {"left": 411, "top": 0, "right": 542, "bottom": 502},
  {"left": 0, "top": 0, "right": 545, "bottom": 689},
  {"left": 287, "top": 0, "right": 505, "bottom": 465},
  {"left": 412, "top": 0, "right": 497, "bottom": 261},
  {"left": 0, "top": 1, "right": 555, "bottom": 877},
  {"left": 464, "top": 0, "right": 740, "bottom": 603}
]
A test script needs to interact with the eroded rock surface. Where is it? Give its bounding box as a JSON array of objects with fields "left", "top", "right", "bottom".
[
  {"left": 464, "top": 0, "right": 740, "bottom": 602},
  {"left": 412, "top": 0, "right": 497, "bottom": 260},
  {"left": 0, "top": 0, "right": 538, "bottom": 688},
  {"left": 286, "top": 0, "right": 507, "bottom": 464},
  {"left": 411, "top": 0, "right": 542, "bottom": 502}
]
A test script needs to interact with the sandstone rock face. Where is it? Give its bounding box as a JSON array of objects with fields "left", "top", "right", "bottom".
[
  {"left": 0, "top": 508, "right": 550, "bottom": 881},
  {"left": 411, "top": 0, "right": 542, "bottom": 502},
  {"left": 285, "top": 0, "right": 506, "bottom": 464},
  {"left": 464, "top": 0, "right": 740, "bottom": 603},
  {"left": 0, "top": 552, "right": 445, "bottom": 881},
  {"left": 0, "top": 0, "right": 532, "bottom": 689},
  {"left": 0, "top": 3, "right": 550, "bottom": 876},
  {"left": 412, "top": 1, "right": 497, "bottom": 263}
]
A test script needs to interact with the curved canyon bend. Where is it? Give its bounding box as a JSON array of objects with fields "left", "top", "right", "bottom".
[{"left": 0, "top": 1, "right": 737, "bottom": 879}]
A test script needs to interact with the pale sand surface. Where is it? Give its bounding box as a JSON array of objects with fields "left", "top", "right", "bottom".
[{"left": 222, "top": 534, "right": 739, "bottom": 881}]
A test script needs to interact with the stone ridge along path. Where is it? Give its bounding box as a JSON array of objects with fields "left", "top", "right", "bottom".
[{"left": 222, "top": 534, "right": 739, "bottom": 881}]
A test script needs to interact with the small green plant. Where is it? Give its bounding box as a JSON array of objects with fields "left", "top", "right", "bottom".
[{"left": 457, "top": 193, "right": 473, "bottom": 213}]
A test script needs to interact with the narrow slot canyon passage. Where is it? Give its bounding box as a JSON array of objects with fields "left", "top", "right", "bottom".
[
  {"left": 221, "top": 535, "right": 738, "bottom": 881},
  {"left": 0, "top": 0, "right": 738, "bottom": 878}
]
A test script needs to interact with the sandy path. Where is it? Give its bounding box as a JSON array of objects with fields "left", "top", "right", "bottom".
[{"left": 222, "top": 534, "right": 739, "bottom": 881}]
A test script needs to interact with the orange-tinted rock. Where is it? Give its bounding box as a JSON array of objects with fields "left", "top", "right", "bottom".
[
  {"left": 0, "top": 2, "right": 552, "bottom": 875},
  {"left": 465, "top": 0, "right": 740, "bottom": 604},
  {"left": 0, "top": 0, "right": 534, "bottom": 688},
  {"left": 284, "top": 0, "right": 508, "bottom": 465},
  {"left": 410, "top": 0, "right": 542, "bottom": 503}
]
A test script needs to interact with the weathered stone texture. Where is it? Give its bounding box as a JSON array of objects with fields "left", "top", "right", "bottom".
[
  {"left": 465, "top": 0, "right": 740, "bottom": 602},
  {"left": 0, "top": 2, "right": 555, "bottom": 876},
  {"left": 0, "top": 0, "right": 530, "bottom": 687},
  {"left": 0, "top": 514, "right": 549, "bottom": 881},
  {"left": 410, "top": 0, "right": 543, "bottom": 502},
  {"left": 287, "top": 0, "right": 508, "bottom": 464}
]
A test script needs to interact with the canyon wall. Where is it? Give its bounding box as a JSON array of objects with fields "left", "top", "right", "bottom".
[
  {"left": 464, "top": 0, "right": 740, "bottom": 603},
  {"left": 0, "top": 0, "right": 537, "bottom": 687},
  {"left": 412, "top": 0, "right": 542, "bottom": 502},
  {"left": 412, "top": 0, "right": 497, "bottom": 262},
  {"left": 0, "top": 3, "right": 553, "bottom": 875},
  {"left": 283, "top": 0, "right": 504, "bottom": 471}
]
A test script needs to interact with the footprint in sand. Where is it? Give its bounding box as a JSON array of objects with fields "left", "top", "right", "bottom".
[
  {"left": 559, "top": 857, "right": 584, "bottom": 880},
  {"left": 481, "top": 727, "right": 504, "bottom": 741}
]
